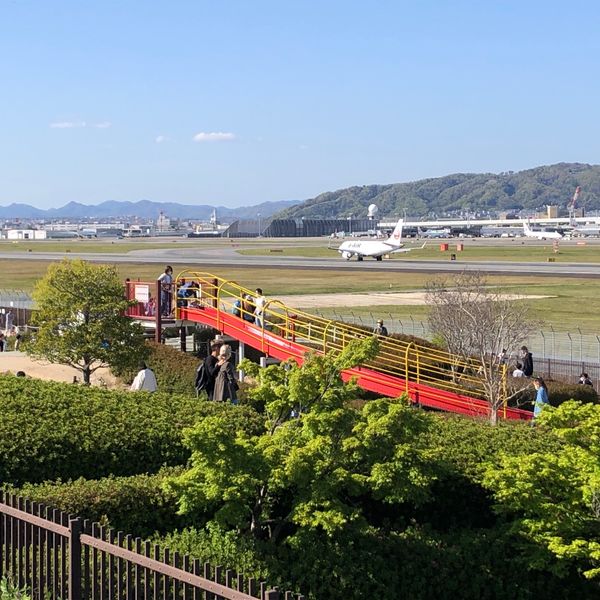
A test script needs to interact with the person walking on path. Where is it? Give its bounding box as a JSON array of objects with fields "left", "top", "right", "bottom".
[
  {"left": 520, "top": 346, "right": 534, "bottom": 377},
  {"left": 212, "top": 344, "right": 238, "bottom": 404},
  {"left": 195, "top": 342, "right": 222, "bottom": 399},
  {"left": 532, "top": 377, "right": 549, "bottom": 421},
  {"left": 130, "top": 362, "right": 158, "bottom": 392},
  {"left": 158, "top": 266, "right": 174, "bottom": 317},
  {"left": 373, "top": 319, "right": 388, "bottom": 336}
]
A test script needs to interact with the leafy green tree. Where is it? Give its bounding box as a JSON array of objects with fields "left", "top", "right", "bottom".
[
  {"left": 484, "top": 401, "right": 600, "bottom": 579},
  {"left": 27, "top": 259, "right": 147, "bottom": 384},
  {"left": 165, "top": 338, "right": 437, "bottom": 542}
]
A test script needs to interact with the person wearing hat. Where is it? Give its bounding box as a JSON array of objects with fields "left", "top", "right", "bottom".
[{"left": 373, "top": 319, "right": 388, "bottom": 336}]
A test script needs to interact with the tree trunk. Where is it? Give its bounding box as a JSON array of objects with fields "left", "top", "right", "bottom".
[
  {"left": 83, "top": 365, "right": 91, "bottom": 385},
  {"left": 490, "top": 405, "right": 498, "bottom": 426}
]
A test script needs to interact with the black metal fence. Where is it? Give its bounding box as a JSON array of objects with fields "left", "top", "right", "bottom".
[{"left": 0, "top": 493, "right": 302, "bottom": 600}]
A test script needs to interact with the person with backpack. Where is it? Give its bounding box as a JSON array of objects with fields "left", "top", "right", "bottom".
[{"left": 195, "top": 342, "right": 222, "bottom": 399}]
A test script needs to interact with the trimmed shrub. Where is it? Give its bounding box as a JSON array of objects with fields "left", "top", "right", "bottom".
[
  {"left": 9, "top": 467, "right": 188, "bottom": 537},
  {"left": 113, "top": 342, "right": 200, "bottom": 394},
  {"left": 0, "top": 375, "right": 263, "bottom": 485}
]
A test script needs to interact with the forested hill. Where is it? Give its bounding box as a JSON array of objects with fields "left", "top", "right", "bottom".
[{"left": 276, "top": 163, "right": 600, "bottom": 219}]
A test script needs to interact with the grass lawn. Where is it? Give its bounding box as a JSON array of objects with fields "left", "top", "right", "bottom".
[{"left": 2, "top": 258, "right": 599, "bottom": 331}]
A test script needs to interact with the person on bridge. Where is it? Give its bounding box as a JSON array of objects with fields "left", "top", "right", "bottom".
[
  {"left": 242, "top": 294, "right": 255, "bottom": 323},
  {"left": 254, "top": 288, "right": 266, "bottom": 328},
  {"left": 519, "top": 346, "right": 534, "bottom": 377},
  {"left": 213, "top": 344, "right": 238, "bottom": 404},
  {"left": 130, "top": 362, "right": 158, "bottom": 392},
  {"left": 158, "top": 266, "right": 173, "bottom": 317},
  {"left": 373, "top": 319, "right": 388, "bottom": 336}
]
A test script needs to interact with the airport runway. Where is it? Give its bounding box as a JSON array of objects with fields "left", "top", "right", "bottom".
[{"left": 1, "top": 248, "right": 600, "bottom": 277}]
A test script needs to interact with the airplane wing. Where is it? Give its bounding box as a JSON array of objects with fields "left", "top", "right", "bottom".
[{"left": 389, "top": 242, "right": 427, "bottom": 254}]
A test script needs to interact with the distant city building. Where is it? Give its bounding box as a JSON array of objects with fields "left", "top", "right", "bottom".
[
  {"left": 156, "top": 212, "right": 171, "bottom": 232},
  {"left": 5, "top": 229, "right": 47, "bottom": 240},
  {"left": 546, "top": 205, "right": 559, "bottom": 219}
]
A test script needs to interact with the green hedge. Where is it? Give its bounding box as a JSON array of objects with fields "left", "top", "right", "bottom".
[
  {"left": 158, "top": 524, "right": 596, "bottom": 600},
  {"left": 414, "top": 413, "right": 564, "bottom": 528},
  {"left": 0, "top": 375, "right": 263, "bottom": 485},
  {"left": 113, "top": 342, "right": 200, "bottom": 394},
  {"left": 9, "top": 467, "right": 187, "bottom": 537},
  {"left": 509, "top": 380, "right": 598, "bottom": 409}
]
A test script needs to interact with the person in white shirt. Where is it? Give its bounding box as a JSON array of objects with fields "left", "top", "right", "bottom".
[
  {"left": 254, "top": 288, "right": 266, "bottom": 328},
  {"left": 130, "top": 362, "right": 158, "bottom": 392},
  {"left": 512, "top": 362, "right": 524, "bottom": 378}
]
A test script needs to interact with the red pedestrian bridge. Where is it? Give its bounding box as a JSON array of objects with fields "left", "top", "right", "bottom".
[{"left": 125, "top": 272, "right": 532, "bottom": 421}]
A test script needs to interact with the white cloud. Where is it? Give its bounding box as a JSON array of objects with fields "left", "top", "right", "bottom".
[
  {"left": 193, "top": 131, "right": 235, "bottom": 142},
  {"left": 155, "top": 135, "right": 167, "bottom": 144},
  {"left": 50, "top": 121, "right": 87, "bottom": 129},
  {"left": 93, "top": 121, "right": 112, "bottom": 129}
]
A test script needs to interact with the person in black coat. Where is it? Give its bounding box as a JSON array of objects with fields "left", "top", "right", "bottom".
[
  {"left": 520, "top": 346, "right": 534, "bottom": 377},
  {"left": 195, "top": 342, "right": 222, "bottom": 399}
]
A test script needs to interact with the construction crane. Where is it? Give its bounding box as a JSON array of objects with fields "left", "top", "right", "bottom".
[{"left": 568, "top": 186, "right": 581, "bottom": 225}]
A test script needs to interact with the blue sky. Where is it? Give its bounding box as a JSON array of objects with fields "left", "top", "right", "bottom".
[{"left": 1, "top": 0, "right": 599, "bottom": 208}]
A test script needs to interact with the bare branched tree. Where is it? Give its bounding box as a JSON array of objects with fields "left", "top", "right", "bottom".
[{"left": 425, "top": 271, "right": 539, "bottom": 424}]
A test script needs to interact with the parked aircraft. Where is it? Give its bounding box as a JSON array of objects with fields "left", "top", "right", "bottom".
[
  {"left": 569, "top": 224, "right": 600, "bottom": 237},
  {"left": 522, "top": 221, "right": 562, "bottom": 240},
  {"left": 336, "top": 219, "right": 424, "bottom": 261},
  {"left": 417, "top": 226, "right": 451, "bottom": 239}
]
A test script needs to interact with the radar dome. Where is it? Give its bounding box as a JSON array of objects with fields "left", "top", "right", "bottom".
[{"left": 367, "top": 204, "right": 378, "bottom": 218}]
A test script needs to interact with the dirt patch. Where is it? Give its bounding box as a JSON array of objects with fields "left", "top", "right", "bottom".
[
  {"left": 0, "top": 352, "right": 122, "bottom": 387},
  {"left": 275, "top": 291, "right": 554, "bottom": 309}
]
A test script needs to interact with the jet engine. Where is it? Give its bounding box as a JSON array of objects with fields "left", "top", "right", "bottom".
[{"left": 341, "top": 251, "right": 353, "bottom": 260}]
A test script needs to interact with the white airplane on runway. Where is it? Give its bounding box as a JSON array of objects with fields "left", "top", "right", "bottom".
[
  {"left": 522, "top": 221, "right": 563, "bottom": 240},
  {"left": 336, "top": 219, "right": 424, "bottom": 261}
]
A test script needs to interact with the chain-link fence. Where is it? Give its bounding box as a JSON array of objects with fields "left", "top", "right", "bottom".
[
  {"left": 0, "top": 289, "right": 34, "bottom": 329},
  {"left": 313, "top": 309, "right": 600, "bottom": 384}
]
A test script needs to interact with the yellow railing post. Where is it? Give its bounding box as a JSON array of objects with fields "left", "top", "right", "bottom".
[
  {"left": 405, "top": 342, "right": 415, "bottom": 394},
  {"left": 215, "top": 278, "right": 231, "bottom": 332},
  {"left": 322, "top": 321, "right": 333, "bottom": 354}
]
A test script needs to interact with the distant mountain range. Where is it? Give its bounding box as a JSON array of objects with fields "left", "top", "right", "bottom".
[
  {"left": 3, "top": 163, "right": 599, "bottom": 222},
  {"left": 275, "top": 163, "right": 600, "bottom": 220},
  {"left": 0, "top": 199, "right": 300, "bottom": 221}
]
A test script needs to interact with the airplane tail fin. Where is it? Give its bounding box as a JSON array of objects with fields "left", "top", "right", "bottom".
[
  {"left": 386, "top": 219, "right": 404, "bottom": 247},
  {"left": 523, "top": 221, "right": 531, "bottom": 234}
]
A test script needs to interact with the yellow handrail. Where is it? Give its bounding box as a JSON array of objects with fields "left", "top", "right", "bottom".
[{"left": 174, "top": 271, "right": 499, "bottom": 398}]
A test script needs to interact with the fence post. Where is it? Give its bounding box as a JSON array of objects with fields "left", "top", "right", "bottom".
[
  {"left": 265, "top": 589, "right": 280, "bottom": 600},
  {"left": 69, "top": 518, "right": 82, "bottom": 600},
  {"left": 155, "top": 280, "right": 162, "bottom": 344}
]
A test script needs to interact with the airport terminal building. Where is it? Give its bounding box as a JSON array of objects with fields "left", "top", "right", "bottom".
[{"left": 225, "top": 217, "right": 376, "bottom": 238}]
